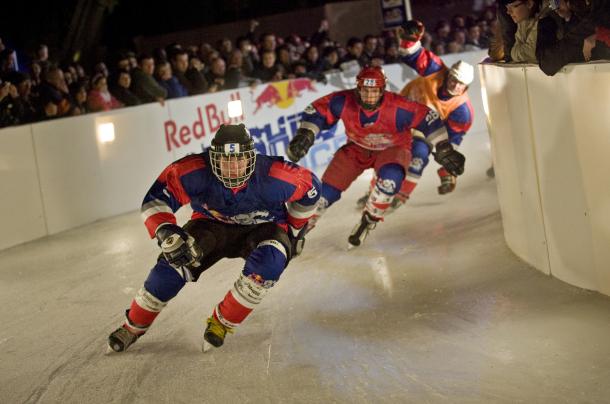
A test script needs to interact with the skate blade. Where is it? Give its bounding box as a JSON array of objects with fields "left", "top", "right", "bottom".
[
  {"left": 105, "top": 344, "right": 118, "bottom": 355},
  {"left": 202, "top": 340, "right": 213, "bottom": 353},
  {"left": 347, "top": 242, "right": 359, "bottom": 251}
]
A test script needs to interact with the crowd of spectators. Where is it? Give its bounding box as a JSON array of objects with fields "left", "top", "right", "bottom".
[
  {"left": 0, "top": 1, "right": 533, "bottom": 129},
  {"left": 488, "top": 0, "right": 609, "bottom": 75}
]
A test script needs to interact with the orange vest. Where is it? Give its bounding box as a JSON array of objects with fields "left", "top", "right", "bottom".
[{"left": 401, "top": 70, "right": 469, "bottom": 121}]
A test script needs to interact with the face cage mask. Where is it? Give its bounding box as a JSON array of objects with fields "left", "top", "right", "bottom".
[
  {"left": 356, "top": 87, "right": 384, "bottom": 110},
  {"left": 210, "top": 149, "right": 257, "bottom": 188}
]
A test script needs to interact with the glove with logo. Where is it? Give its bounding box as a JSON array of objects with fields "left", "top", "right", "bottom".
[
  {"left": 286, "top": 128, "right": 315, "bottom": 162},
  {"left": 156, "top": 224, "right": 202, "bottom": 273},
  {"left": 400, "top": 20, "right": 425, "bottom": 42},
  {"left": 433, "top": 140, "right": 465, "bottom": 177}
]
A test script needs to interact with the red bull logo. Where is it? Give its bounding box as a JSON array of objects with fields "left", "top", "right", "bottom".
[{"left": 252, "top": 78, "right": 316, "bottom": 114}]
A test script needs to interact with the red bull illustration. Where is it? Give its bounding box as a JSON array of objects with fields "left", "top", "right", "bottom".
[{"left": 252, "top": 78, "right": 316, "bottom": 114}]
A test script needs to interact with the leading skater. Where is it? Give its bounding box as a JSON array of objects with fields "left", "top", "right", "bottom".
[{"left": 107, "top": 124, "right": 321, "bottom": 352}]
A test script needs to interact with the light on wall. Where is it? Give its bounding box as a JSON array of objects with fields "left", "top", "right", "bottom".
[
  {"left": 227, "top": 100, "right": 243, "bottom": 118},
  {"left": 97, "top": 122, "right": 115, "bottom": 143}
]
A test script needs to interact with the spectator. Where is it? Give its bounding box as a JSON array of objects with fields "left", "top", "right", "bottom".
[
  {"left": 252, "top": 50, "right": 283, "bottom": 82},
  {"left": 38, "top": 66, "right": 80, "bottom": 116},
  {"left": 226, "top": 49, "right": 252, "bottom": 89},
  {"left": 451, "top": 30, "right": 467, "bottom": 52},
  {"left": 0, "top": 48, "right": 17, "bottom": 80},
  {"left": 465, "top": 24, "right": 484, "bottom": 50},
  {"left": 506, "top": 0, "right": 541, "bottom": 63},
  {"left": 303, "top": 45, "right": 324, "bottom": 74},
  {"left": 310, "top": 19, "right": 330, "bottom": 46},
  {"left": 206, "top": 56, "right": 240, "bottom": 92},
  {"left": 362, "top": 35, "right": 379, "bottom": 65},
  {"left": 435, "top": 20, "right": 452, "bottom": 44},
  {"left": 131, "top": 54, "right": 167, "bottom": 103},
  {"left": 276, "top": 46, "right": 293, "bottom": 76},
  {"left": 88, "top": 74, "right": 122, "bottom": 112},
  {"left": 0, "top": 79, "right": 25, "bottom": 127},
  {"left": 421, "top": 32, "right": 434, "bottom": 49},
  {"left": 320, "top": 46, "right": 340, "bottom": 72},
  {"left": 260, "top": 33, "right": 277, "bottom": 53},
  {"left": 433, "top": 41, "right": 447, "bottom": 55},
  {"left": 236, "top": 36, "right": 258, "bottom": 75},
  {"left": 29, "top": 61, "right": 42, "bottom": 86},
  {"left": 8, "top": 72, "right": 36, "bottom": 123},
  {"left": 34, "top": 44, "right": 50, "bottom": 71},
  {"left": 110, "top": 70, "right": 141, "bottom": 107},
  {"left": 36, "top": 93, "right": 60, "bottom": 121},
  {"left": 115, "top": 52, "right": 131, "bottom": 71},
  {"left": 155, "top": 61, "right": 187, "bottom": 99},
  {"left": 70, "top": 80, "right": 89, "bottom": 114},
  {"left": 218, "top": 38, "right": 233, "bottom": 61},
  {"left": 339, "top": 37, "right": 365, "bottom": 68},
  {"left": 94, "top": 62, "right": 109, "bottom": 78},
  {"left": 170, "top": 48, "right": 208, "bottom": 95},
  {"left": 384, "top": 40, "right": 401, "bottom": 64}
]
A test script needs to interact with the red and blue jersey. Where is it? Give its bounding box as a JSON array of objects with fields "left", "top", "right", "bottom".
[
  {"left": 299, "top": 89, "right": 448, "bottom": 151},
  {"left": 399, "top": 40, "right": 474, "bottom": 145},
  {"left": 140, "top": 152, "right": 321, "bottom": 238}
]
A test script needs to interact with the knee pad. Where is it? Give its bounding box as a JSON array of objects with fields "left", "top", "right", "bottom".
[
  {"left": 376, "top": 163, "right": 406, "bottom": 196},
  {"left": 143, "top": 260, "right": 187, "bottom": 302},
  {"left": 243, "top": 240, "right": 288, "bottom": 284},
  {"left": 321, "top": 182, "right": 342, "bottom": 207},
  {"left": 409, "top": 140, "right": 431, "bottom": 177}
]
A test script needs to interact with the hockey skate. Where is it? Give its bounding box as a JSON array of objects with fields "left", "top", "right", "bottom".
[
  {"left": 203, "top": 315, "right": 234, "bottom": 348},
  {"left": 107, "top": 326, "right": 140, "bottom": 353},
  {"left": 437, "top": 168, "right": 457, "bottom": 195},
  {"left": 347, "top": 212, "right": 379, "bottom": 249}
]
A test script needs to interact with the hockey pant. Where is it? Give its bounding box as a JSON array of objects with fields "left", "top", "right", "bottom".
[{"left": 122, "top": 221, "right": 290, "bottom": 335}]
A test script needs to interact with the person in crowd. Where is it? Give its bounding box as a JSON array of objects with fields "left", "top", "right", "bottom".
[
  {"left": 110, "top": 69, "right": 141, "bottom": 107},
  {"left": 260, "top": 32, "right": 277, "bottom": 53},
  {"left": 362, "top": 35, "right": 379, "bottom": 65},
  {"left": 169, "top": 48, "right": 208, "bottom": 95},
  {"left": 320, "top": 46, "right": 340, "bottom": 72},
  {"left": 70, "top": 80, "right": 89, "bottom": 114},
  {"left": 536, "top": 0, "right": 596, "bottom": 75},
  {"left": 435, "top": 20, "right": 453, "bottom": 44},
  {"left": 106, "top": 124, "right": 321, "bottom": 353},
  {"left": 252, "top": 50, "right": 283, "bottom": 82},
  {"left": 7, "top": 72, "right": 37, "bottom": 123},
  {"left": 303, "top": 45, "right": 324, "bottom": 74},
  {"left": 506, "top": 0, "right": 542, "bottom": 63},
  {"left": 34, "top": 44, "right": 50, "bottom": 71},
  {"left": 384, "top": 39, "right": 401, "bottom": 64},
  {"left": 131, "top": 54, "right": 167, "bottom": 104},
  {"left": 155, "top": 61, "right": 187, "bottom": 99},
  {"left": 87, "top": 73, "right": 122, "bottom": 112},
  {"left": 236, "top": 36, "right": 258, "bottom": 76},
  {"left": 38, "top": 66, "right": 80, "bottom": 117},
  {"left": 0, "top": 78, "right": 25, "bottom": 127},
  {"left": 465, "top": 24, "right": 484, "bottom": 50},
  {"left": 205, "top": 57, "right": 238, "bottom": 92},
  {"left": 0, "top": 48, "right": 18, "bottom": 80},
  {"left": 218, "top": 37, "right": 233, "bottom": 61},
  {"left": 339, "top": 37, "right": 366, "bottom": 68},
  {"left": 276, "top": 46, "right": 293, "bottom": 76}
]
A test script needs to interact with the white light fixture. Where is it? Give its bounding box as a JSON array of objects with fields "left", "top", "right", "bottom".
[
  {"left": 97, "top": 122, "right": 115, "bottom": 143},
  {"left": 227, "top": 100, "right": 243, "bottom": 118}
]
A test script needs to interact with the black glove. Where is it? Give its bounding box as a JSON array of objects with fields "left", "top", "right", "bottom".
[
  {"left": 156, "top": 224, "right": 202, "bottom": 269},
  {"left": 288, "top": 225, "right": 307, "bottom": 259},
  {"left": 286, "top": 128, "right": 315, "bottom": 162},
  {"left": 400, "top": 20, "right": 425, "bottom": 42},
  {"left": 433, "top": 140, "right": 465, "bottom": 176}
]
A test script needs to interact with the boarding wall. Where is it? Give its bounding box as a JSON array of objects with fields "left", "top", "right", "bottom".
[{"left": 480, "top": 61, "right": 610, "bottom": 295}]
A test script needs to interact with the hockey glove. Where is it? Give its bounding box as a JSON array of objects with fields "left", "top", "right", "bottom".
[
  {"left": 286, "top": 128, "right": 315, "bottom": 162},
  {"left": 156, "top": 224, "right": 202, "bottom": 270},
  {"left": 288, "top": 225, "right": 307, "bottom": 259},
  {"left": 433, "top": 140, "right": 465, "bottom": 177},
  {"left": 399, "top": 20, "right": 425, "bottom": 42}
]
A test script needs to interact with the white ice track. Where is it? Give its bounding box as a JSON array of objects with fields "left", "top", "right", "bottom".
[{"left": 2, "top": 130, "right": 610, "bottom": 403}]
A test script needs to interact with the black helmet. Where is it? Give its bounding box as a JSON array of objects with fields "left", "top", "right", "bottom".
[{"left": 210, "top": 124, "right": 256, "bottom": 188}]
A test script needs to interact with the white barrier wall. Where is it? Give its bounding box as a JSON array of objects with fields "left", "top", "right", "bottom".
[
  {"left": 0, "top": 50, "right": 488, "bottom": 251},
  {"left": 480, "top": 61, "right": 610, "bottom": 295}
]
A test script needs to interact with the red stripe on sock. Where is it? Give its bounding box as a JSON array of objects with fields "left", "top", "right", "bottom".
[
  {"left": 127, "top": 299, "right": 159, "bottom": 328},
  {"left": 401, "top": 180, "right": 417, "bottom": 196},
  {"left": 217, "top": 291, "right": 253, "bottom": 325}
]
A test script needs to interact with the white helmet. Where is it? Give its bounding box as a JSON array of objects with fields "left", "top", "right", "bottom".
[{"left": 448, "top": 61, "right": 474, "bottom": 85}]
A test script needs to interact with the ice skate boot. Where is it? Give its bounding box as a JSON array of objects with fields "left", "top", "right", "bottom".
[
  {"left": 347, "top": 212, "right": 379, "bottom": 249},
  {"left": 107, "top": 326, "right": 140, "bottom": 353},
  {"left": 437, "top": 168, "right": 457, "bottom": 195},
  {"left": 204, "top": 315, "right": 234, "bottom": 348}
]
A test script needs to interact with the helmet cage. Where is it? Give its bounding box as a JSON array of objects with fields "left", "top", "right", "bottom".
[{"left": 210, "top": 141, "right": 256, "bottom": 188}]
